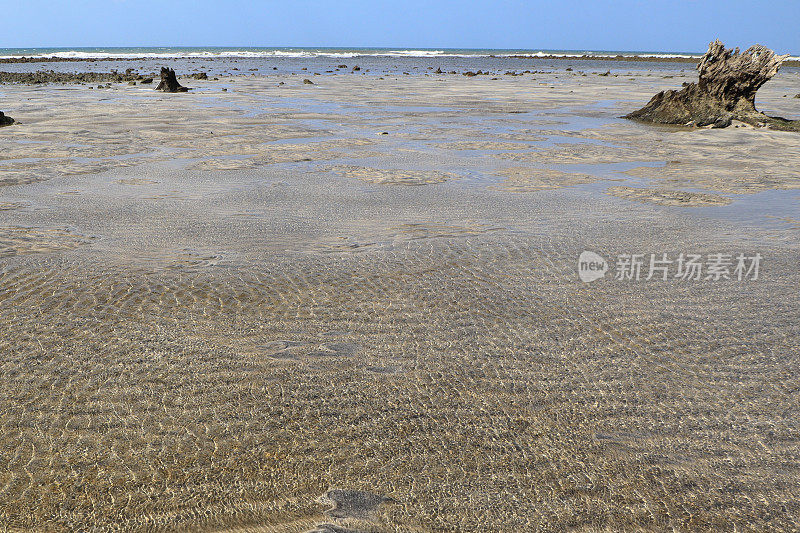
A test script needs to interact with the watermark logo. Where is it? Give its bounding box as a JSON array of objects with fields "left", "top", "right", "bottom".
[
  {"left": 578, "top": 251, "right": 762, "bottom": 283},
  {"left": 578, "top": 251, "right": 608, "bottom": 283}
]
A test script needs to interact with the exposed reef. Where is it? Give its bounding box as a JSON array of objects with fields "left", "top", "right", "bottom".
[{"left": 0, "top": 69, "right": 153, "bottom": 85}]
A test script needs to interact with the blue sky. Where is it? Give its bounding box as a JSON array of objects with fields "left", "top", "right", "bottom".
[{"left": 4, "top": 0, "right": 799, "bottom": 54}]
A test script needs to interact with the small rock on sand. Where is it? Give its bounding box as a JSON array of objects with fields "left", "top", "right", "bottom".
[
  {"left": 0, "top": 111, "right": 14, "bottom": 127},
  {"left": 317, "top": 489, "right": 394, "bottom": 520}
]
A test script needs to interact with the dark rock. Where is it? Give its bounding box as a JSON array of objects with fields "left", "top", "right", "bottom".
[
  {"left": 337, "top": 64, "right": 347, "bottom": 69},
  {"left": 711, "top": 114, "right": 733, "bottom": 128},
  {"left": 190, "top": 72, "right": 208, "bottom": 80},
  {"left": 140, "top": 77, "right": 153, "bottom": 84},
  {"left": 795, "top": 93, "right": 800, "bottom": 98},
  {"left": 0, "top": 111, "right": 14, "bottom": 127},
  {"left": 435, "top": 67, "right": 442, "bottom": 74},
  {"left": 155, "top": 67, "right": 189, "bottom": 92},
  {"left": 0, "top": 70, "right": 142, "bottom": 85},
  {"left": 626, "top": 40, "right": 800, "bottom": 131},
  {"left": 306, "top": 524, "right": 355, "bottom": 533},
  {"left": 319, "top": 489, "right": 394, "bottom": 520},
  {"left": 351, "top": 66, "right": 360, "bottom": 71},
  {"left": 303, "top": 78, "right": 314, "bottom": 84},
  {"left": 599, "top": 70, "right": 610, "bottom": 76},
  {"left": 464, "top": 71, "right": 477, "bottom": 77}
]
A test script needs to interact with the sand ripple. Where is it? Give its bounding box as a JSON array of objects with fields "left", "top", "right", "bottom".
[
  {"left": 0, "top": 236, "right": 797, "bottom": 531},
  {"left": 607, "top": 186, "right": 733, "bottom": 206},
  {"left": 330, "top": 165, "right": 454, "bottom": 185}
]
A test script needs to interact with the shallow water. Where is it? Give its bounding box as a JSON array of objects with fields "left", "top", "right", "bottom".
[{"left": 1, "top": 63, "right": 799, "bottom": 531}]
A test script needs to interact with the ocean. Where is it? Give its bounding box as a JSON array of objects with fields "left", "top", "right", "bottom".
[{"left": 0, "top": 46, "right": 713, "bottom": 60}]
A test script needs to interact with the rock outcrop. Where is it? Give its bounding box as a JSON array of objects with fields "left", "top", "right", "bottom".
[
  {"left": 155, "top": 67, "right": 189, "bottom": 93},
  {"left": 0, "top": 111, "right": 13, "bottom": 127},
  {"left": 0, "top": 70, "right": 153, "bottom": 85},
  {"left": 626, "top": 40, "right": 800, "bottom": 131}
]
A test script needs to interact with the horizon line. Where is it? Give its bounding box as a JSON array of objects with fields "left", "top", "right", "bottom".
[{"left": 0, "top": 45, "right": 714, "bottom": 54}]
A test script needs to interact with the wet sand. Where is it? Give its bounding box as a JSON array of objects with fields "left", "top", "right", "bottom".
[{"left": 1, "top": 67, "right": 800, "bottom": 531}]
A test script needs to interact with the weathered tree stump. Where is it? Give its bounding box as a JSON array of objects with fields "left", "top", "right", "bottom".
[
  {"left": 0, "top": 111, "right": 14, "bottom": 127},
  {"left": 626, "top": 40, "right": 799, "bottom": 131},
  {"left": 155, "top": 67, "right": 189, "bottom": 93}
]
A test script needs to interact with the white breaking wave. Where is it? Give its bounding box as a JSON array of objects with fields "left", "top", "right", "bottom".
[
  {"left": 0, "top": 49, "right": 797, "bottom": 61},
  {"left": 0, "top": 49, "right": 477, "bottom": 59}
]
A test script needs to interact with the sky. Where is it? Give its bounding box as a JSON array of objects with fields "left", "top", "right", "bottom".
[{"left": 3, "top": 0, "right": 799, "bottom": 54}]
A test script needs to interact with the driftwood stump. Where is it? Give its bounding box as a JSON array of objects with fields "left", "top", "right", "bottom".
[
  {"left": 0, "top": 111, "right": 14, "bottom": 127},
  {"left": 626, "top": 40, "right": 799, "bottom": 131},
  {"left": 155, "top": 67, "right": 189, "bottom": 93}
]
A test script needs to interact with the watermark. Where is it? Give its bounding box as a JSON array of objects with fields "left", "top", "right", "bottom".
[
  {"left": 578, "top": 251, "right": 762, "bottom": 283},
  {"left": 577, "top": 251, "right": 609, "bottom": 283}
]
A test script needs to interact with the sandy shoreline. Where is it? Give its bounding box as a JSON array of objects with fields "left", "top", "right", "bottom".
[{"left": 1, "top": 66, "right": 799, "bottom": 531}]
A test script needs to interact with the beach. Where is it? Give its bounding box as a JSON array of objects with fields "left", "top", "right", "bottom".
[{"left": 1, "top": 55, "right": 799, "bottom": 531}]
